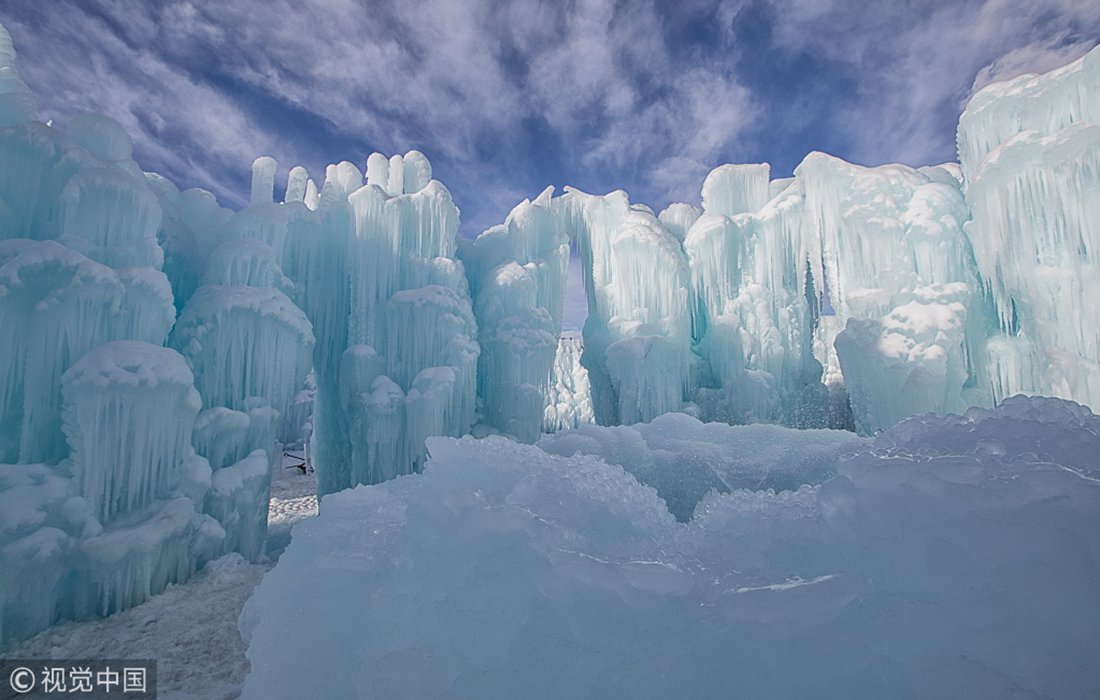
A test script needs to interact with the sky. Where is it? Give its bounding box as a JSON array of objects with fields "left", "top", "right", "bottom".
[{"left": 1, "top": 0, "right": 1098, "bottom": 328}]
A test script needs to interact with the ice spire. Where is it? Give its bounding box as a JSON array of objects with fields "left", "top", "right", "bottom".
[{"left": 0, "top": 21, "right": 36, "bottom": 127}]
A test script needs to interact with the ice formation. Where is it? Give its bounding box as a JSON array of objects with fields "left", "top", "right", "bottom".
[
  {"left": 542, "top": 332, "right": 595, "bottom": 432},
  {"left": 241, "top": 396, "right": 1100, "bottom": 698},
  {"left": 959, "top": 48, "right": 1100, "bottom": 408},
  {"left": 4, "top": 13, "right": 1100, "bottom": 654},
  {"left": 2, "top": 341, "right": 223, "bottom": 645},
  {"left": 456, "top": 48, "right": 1100, "bottom": 439},
  {"left": 234, "top": 150, "right": 481, "bottom": 496},
  {"left": 0, "top": 23, "right": 314, "bottom": 643},
  {"left": 460, "top": 187, "right": 569, "bottom": 442}
]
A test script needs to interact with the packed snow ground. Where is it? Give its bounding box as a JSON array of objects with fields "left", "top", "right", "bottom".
[{"left": 0, "top": 462, "right": 317, "bottom": 700}]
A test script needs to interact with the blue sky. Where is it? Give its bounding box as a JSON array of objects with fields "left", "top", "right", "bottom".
[{"left": 2, "top": 0, "right": 1098, "bottom": 327}]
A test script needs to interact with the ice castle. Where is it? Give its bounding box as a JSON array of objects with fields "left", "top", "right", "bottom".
[{"left": 2, "top": 13, "right": 1100, "bottom": 650}]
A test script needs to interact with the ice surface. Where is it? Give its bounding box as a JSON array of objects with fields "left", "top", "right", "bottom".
[
  {"left": 0, "top": 22, "right": 315, "bottom": 641},
  {"left": 241, "top": 396, "right": 1100, "bottom": 698},
  {"left": 542, "top": 332, "right": 594, "bottom": 432},
  {"left": 461, "top": 187, "right": 568, "bottom": 442},
  {"left": 959, "top": 47, "right": 1100, "bottom": 409},
  {"left": 538, "top": 410, "right": 865, "bottom": 521},
  {"left": 0, "top": 21, "right": 35, "bottom": 127},
  {"left": 1, "top": 342, "right": 222, "bottom": 645}
]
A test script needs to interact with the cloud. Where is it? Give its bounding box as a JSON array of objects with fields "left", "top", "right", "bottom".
[
  {"left": 969, "top": 36, "right": 1097, "bottom": 97},
  {"left": 755, "top": 0, "right": 1100, "bottom": 168},
  {"left": 1, "top": 0, "right": 1099, "bottom": 232}
]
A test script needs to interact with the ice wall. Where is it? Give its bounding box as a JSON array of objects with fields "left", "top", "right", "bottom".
[
  {"left": 2, "top": 342, "right": 223, "bottom": 645},
  {"left": 959, "top": 46, "right": 1100, "bottom": 408},
  {"left": 0, "top": 22, "right": 312, "bottom": 643},
  {"left": 233, "top": 152, "right": 479, "bottom": 496},
  {"left": 658, "top": 150, "right": 997, "bottom": 435},
  {"left": 460, "top": 187, "right": 569, "bottom": 442},
  {"left": 464, "top": 150, "right": 987, "bottom": 438}
]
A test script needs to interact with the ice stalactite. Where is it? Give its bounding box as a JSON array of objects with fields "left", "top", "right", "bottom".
[
  {"left": 543, "top": 332, "right": 594, "bottom": 432},
  {"left": 959, "top": 47, "right": 1100, "bottom": 408},
  {"left": 237, "top": 151, "right": 479, "bottom": 496},
  {"left": 171, "top": 267, "right": 314, "bottom": 559},
  {"left": 460, "top": 187, "right": 569, "bottom": 442},
  {"left": 0, "top": 21, "right": 35, "bottom": 128},
  {"left": 2, "top": 342, "right": 222, "bottom": 646},
  {"left": 557, "top": 188, "right": 695, "bottom": 425},
  {"left": 172, "top": 285, "right": 314, "bottom": 418},
  {"left": 62, "top": 341, "right": 204, "bottom": 524}
]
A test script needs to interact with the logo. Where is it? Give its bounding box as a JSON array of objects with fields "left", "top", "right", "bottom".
[{"left": 7, "top": 666, "right": 35, "bottom": 693}]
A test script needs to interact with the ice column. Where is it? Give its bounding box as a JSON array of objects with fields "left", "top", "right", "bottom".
[
  {"left": 461, "top": 187, "right": 569, "bottom": 441},
  {"left": 264, "top": 151, "right": 478, "bottom": 495},
  {"left": 959, "top": 46, "right": 1100, "bottom": 409},
  {"left": 556, "top": 188, "right": 694, "bottom": 425}
]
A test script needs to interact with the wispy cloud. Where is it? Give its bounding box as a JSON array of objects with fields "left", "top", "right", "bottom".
[
  {"left": 0, "top": 0, "right": 1098, "bottom": 232},
  {"left": 756, "top": 0, "right": 1100, "bottom": 168}
]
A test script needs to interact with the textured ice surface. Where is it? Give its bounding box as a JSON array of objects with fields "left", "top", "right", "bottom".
[
  {"left": 241, "top": 396, "right": 1100, "bottom": 699},
  {"left": 1, "top": 342, "right": 222, "bottom": 645},
  {"left": 538, "top": 411, "right": 865, "bottom": 521},
  {"left": 461, "top": 187, "right": 568, "bottom": 442},
  {"left": 959, "top": 47, "right": 1100, "bottom": 409},
  {"left": 0, "top": 24, "right": 313, "bottom": 643},
  {"left": 542, "top": 332, "right": 594, "bottom": 432}
]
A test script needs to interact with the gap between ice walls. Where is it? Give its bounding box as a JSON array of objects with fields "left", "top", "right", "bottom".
[{"left": 2, "top": 16, "right": 1100, "bottom": 645}]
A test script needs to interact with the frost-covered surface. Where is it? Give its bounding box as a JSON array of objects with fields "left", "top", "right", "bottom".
[{"left": 241, "top": 396, "right": 1100, "bottom": 698}]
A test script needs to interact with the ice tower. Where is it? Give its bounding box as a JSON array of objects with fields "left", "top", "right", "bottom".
[
  {"left": 959, "top": 47, "right": 1100, "bottom": 407},
  {"left": 0, "top": 22, "right": 311, "bottom": 643},
  {"left": 229, "top": 151, "right": 479, "bottom": 496}
]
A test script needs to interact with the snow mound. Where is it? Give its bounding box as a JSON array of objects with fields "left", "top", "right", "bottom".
[{"left": 241, "top": 396, "right": 1100, "bottom": 698}]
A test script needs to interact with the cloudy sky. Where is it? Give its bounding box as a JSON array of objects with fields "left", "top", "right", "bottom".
[{"left": 2, "top": 0, "right": 1097, "bottom": 240}]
